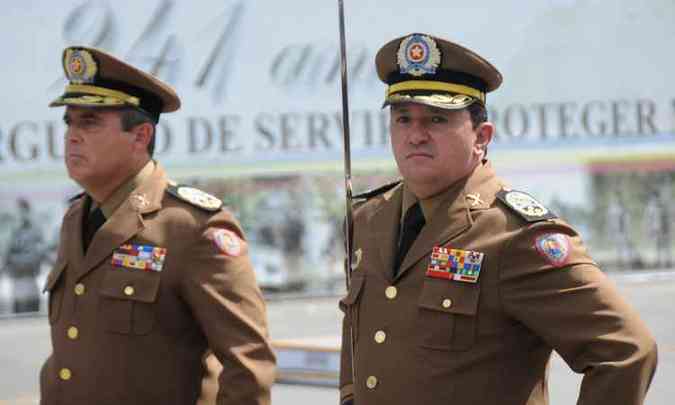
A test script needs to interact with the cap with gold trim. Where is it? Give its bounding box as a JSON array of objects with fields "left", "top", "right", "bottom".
[
  {"left": 49, "top": 46, "right": 180, "bottom": 123},
  {"left": 376, "top": 33, "right": 502, "bottom": 110}
]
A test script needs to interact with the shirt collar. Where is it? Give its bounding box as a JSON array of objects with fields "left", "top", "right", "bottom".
[
  {"left": 400, "top": 182, "right": 457, "bottom": 224},
  {"left": 99, "top": 160, "right": 155, "bottom": 219}
]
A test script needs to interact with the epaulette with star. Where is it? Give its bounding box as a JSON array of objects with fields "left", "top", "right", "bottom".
[
  {"left": 496, "top": 189, "right": 557, "bottom": 222},
  {"left": 352, "top": 180, "right": 402, "bottom": 200},
  {"left": 166, "top": 184, "right": 223, "bottom": 212}
]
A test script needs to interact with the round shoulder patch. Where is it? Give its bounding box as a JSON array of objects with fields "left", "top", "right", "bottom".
[
  {"left": 177, "top": 186, "right": 222, "bottom": 211},
  {"left": 535, "top": 233, "right": 571, "bottom": 267},
  {"left": 211, "top": 229, "right": 245, "bottom": 256}
]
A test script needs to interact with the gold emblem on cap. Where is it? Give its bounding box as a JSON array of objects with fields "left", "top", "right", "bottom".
[
  {"left": 64, "top": 49, "right": 98, "bottom": 85},
  {"left": 397, "top": 34, "right": 441, "bottom": 77}
]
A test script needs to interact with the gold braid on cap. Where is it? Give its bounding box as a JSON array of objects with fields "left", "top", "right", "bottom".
[
  {"left": 65, "top": 84, "right": 141, "bottom": 107},
  {"left": 388, "top": 80, "right": 485, "bottom": 104}
]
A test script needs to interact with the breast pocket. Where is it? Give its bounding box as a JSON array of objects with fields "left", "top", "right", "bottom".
[
  {"left": 43, "top": 260, "right": 67, "bottom": 325},
  {"left": 416, "top": 279, "right": 480, "bottom": 351},
  {"left": 99, "top": 268, "right": 161, "bottom": 335},
  {"left": 339, "top": 272, "right": 366, "bottom": 341}
]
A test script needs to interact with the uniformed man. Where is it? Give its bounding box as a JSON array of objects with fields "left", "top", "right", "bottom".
[
  {"left": 41, "top": 46, "right": 275, "bottom": 405},
  {"left": 339, "top": 33, "right": 657, "bottom": 405},
  {"left": 4, "top": 198, "right": 46, "bottom": 313}
]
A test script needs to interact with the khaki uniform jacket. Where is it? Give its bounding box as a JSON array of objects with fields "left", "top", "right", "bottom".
[
  {"left": 40, "top": 164, "right": 276, "bottom": 405},
  {"left": 340, "top": 162, "right": 657, "bottom": 405}
]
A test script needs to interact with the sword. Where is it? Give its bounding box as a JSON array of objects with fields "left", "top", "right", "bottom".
[
  {"left": 338, "top": 2, "right": 353, "bottom": 284},
  {"left": 337, "top": 0, "right": 357, "bottom": 393}
]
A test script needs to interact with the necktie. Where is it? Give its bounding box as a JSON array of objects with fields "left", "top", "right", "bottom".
[
  {"left": 82, "top": 207, "right": 106, "bottom": 252},
  {"left": 394, "top": 202, "right": 425, "bottom": 275}
]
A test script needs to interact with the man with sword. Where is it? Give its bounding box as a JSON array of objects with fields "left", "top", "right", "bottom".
[{"left": 338, "top": 32, "right": 657, "bottom": 405}]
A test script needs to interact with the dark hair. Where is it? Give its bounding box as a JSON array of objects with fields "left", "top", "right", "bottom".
[
  {"left": 120, "top": 108, "right": 157, "bottom": 156},
  {"left": 467, "top": 101, "right": 487, "bottom": 129}
]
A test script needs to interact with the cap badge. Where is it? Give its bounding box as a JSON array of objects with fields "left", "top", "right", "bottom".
[
  {"left": 397, "top": 34, "right": 441, "bottom": 77},
  {"left": 64, "top": 49, "right": 98, "bottom": 84}
]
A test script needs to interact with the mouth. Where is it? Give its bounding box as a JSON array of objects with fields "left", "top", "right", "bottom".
[
  {"left": 66, "top": 153, "right": 86, "bottom": 163},
  {"left": 406, "top": 152, "right": 433, "bottom": 159}
]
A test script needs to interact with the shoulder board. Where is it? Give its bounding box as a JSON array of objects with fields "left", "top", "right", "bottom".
[
  {"left": 496, "top": 189, "right": 557, "bottom": 222},
  {"left": 166, "top": 184, "right": 223, "bottom": 212},
  {"left": 67, "top": 192, "right": 86, "bottom": 204},
  {"left": 353, "top": 180, "right": 402, "bottom": 200}
]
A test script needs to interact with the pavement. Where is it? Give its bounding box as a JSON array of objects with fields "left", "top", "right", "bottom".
[{"left": 1, "top": 272, "right": 674, "bottom": 404}]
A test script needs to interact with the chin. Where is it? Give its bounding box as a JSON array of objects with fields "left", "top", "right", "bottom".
[{"left": 66, "top": 166, "right": 87, "bottom": 183}]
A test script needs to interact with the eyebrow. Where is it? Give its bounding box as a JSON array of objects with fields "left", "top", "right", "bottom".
[
  {"left": 391, "top": 106, "right": 410, "bottom": 113},
  {"left": 63, "top": 111, "right": 102, "bottom": 123},
  {"left": 392, "top": 106, "right": 449, "bottom": 115}
]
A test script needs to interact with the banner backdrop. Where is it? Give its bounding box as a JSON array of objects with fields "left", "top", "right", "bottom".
[{"left": 1, "top": 0, "right": 674, "bottom": 313}]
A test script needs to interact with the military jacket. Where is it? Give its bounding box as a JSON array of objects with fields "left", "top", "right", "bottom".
[
  {"left": 339, "top": 162, "right": 656, "bottom": 405},
  {"left": 41, "top": 164, "right": 275, "bottom": 405}
]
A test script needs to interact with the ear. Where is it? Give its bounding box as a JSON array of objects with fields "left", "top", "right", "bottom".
[
  {"left": 474, "top": 122, "right": 494, "bottom": 159},
  {"left": 130, "top": 122, "right": 154, "bottom": 153}
]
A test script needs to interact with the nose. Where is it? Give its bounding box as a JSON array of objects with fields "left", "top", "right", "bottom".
[
  {"left": 407, "top": 119, "right": 430, "bottom": 145},
  {"left": 66, "top": 127, "right": 82, "bottom": 144}
]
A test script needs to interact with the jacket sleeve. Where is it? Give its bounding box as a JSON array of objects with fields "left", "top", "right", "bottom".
[
  {"left": 340, "top": 310, "right": 355, "bottom": 404},
  {"left": 499, "top": 219, "right": 657, "bottom": 405},
  {"left": 181, "top": 209, "right": 276, "bottom": 405},
  {"left": 339, "top": 254, "right": 357, "bottom": 405}
]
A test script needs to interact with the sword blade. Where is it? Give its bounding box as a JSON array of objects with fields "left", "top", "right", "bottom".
[{"left": 338, "top": 0, "right": 353, "bottom": 285}]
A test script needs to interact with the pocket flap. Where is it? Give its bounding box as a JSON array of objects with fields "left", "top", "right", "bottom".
[
  {"left": 339, "top": 273, "right": 366, "bottom": 309},
  {"left": 418, "top": 278, "right": 479, "bottom": 315},
  {"left": 43, "top": 259, "right": 67, "bottom": 293},
  {"left": 100, "top": 269, "right": 161, "bottom": 303}
]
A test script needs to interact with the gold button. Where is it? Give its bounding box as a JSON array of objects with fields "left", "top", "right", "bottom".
[
  {"left": 442, "top": 298, "right": 453, "bottom": 308},
  {"left": 374, "top": 330, "right": 386, "bottom": 344},
  {"left": 385, "top": 286, "right": 398, "bottom": 300},
  {"left": 123, "top": 286, "right": 135, "bottom": 296},
  {"left": 67, "top": 326, "right": 79, "bottom": 340},
  {"left": 366, "top": 375, "right": 378, "bottom": 389},
  {"left": 59, "top": 368, "right": 72, "bottom": 381},
  {"left": 74, "top": 283, "right": 86, "bottom": 296}
]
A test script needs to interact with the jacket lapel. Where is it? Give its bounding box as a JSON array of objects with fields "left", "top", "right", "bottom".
[
  {"left": 75, "top": 164, "right": 167, "bottom": 281},
  {"left": 393, "top": 162, "right": 502, "bottom": 281},
  {"left": 395, "top": 180, "right": 471, "bottom": 280},
  {"left": 60, "top": 197, "right": 87, "bottom": 274},
  {"left": 363, "top": 184, "right": 402, "bottom": 281}
]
